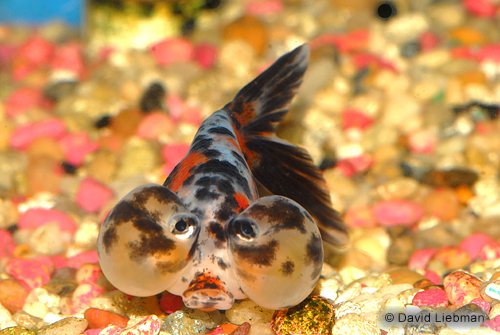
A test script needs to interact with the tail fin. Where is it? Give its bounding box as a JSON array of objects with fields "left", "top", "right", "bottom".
[{"left": 224, "top": 44, "right": 349, "bottom": 246}]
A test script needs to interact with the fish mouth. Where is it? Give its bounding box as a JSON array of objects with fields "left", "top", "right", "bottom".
[
  {"left": 183, "top": 288, "right": 234, "bottom": 310},
  {"left": 182, "top": 273, "right": 235, "bottom": 310}
]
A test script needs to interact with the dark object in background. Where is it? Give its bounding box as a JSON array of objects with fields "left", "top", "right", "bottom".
[
  {"left": 376, "top": 1, "right": 397, "bottom": 20},
  {"left": 140, "top": 82, "right": 166, "bottom": 113},
  {"left": 61, "top": 162, "right": 78, "bottom": 174},
  {"left": 95, "top": 115, "right": 112, "bottom": 129},
  {"left": 452, "top": 101, "right": 499, "bottom": 119}
]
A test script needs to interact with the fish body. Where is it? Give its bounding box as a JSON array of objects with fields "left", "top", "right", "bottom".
[{"left": 98, "top": 44, "right": 348, "bottom": 310}]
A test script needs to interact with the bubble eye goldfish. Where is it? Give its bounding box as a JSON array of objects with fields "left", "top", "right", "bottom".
[{"left": 97, "top": 44, "right": 348, "bottom": 311}]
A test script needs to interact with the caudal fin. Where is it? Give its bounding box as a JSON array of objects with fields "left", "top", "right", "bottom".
[{"left": 224, "top": 44, "right": 349, "bottom": 246}]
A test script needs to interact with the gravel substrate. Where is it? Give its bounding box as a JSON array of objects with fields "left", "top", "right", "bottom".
[{"left": 1, "top": 0, "right": 500, "bottom": 334}]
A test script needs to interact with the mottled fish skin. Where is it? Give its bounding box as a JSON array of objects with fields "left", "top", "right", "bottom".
[{"left": 97, "top": 44, "right": 348, "bottom": 311}]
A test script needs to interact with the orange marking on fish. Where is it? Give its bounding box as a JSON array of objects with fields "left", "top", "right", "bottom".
[
  {"left": 184, "top": 273, "right": 228, "bottom": 295},
  {"left": 168, "top": 151, "right": 208, "bottom": 192},
  {"left": 233, "top": 192, "right": 249, "bottom": 210}
]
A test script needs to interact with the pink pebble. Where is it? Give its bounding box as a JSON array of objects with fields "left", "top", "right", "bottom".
[
  {"left": 76, "top": 178, "right": 114, "bottom": 213},
  {"left": 341, "top": 109, "right": 374, "bottom": 130},
  {"left": 463, "top": 0, "right": 497, "bottom": 18},
  {"left": 52, "top": 254, "right": 68, "bottom": 269},
  {"left": 246, "top": 0, "right": 283, "bottom": 15},
  {"left": 412, "top": 288, "right": 449, "bottom": 307},
  {"left": 59, "top": 132, "right": 99, "bottom": 165},
  {"left": 470, "top": 298, "right": 491, "bottom": 314},
  {"left": 0, "top": 230, "right": 15, "bottom": 258},
  {"left": 443, "top": 271, "right": 482, "bottom": 307},
  {"left": 10, "top": 118, "right": 66, "bottom": 150},
  {"left": 67, "top": 251, "right": 99, "bottom": 268},
  {"left": 477, "top": 44, "right": 500, "bottom": 63},
  {"left": 408, "top": 249, "right": 437, "bottom": 270},
  {"left": 160, "top": 292, "right": 184, "bottom": 314},
  {"left": 19, "top": 208, "right": 77, "bottom": 234},
  {"left": 477, "top": 240, "right": 500, "bottom": 261},
  {"left": 166, "top": 94, "right": 185, "bottom": 121},
  {"left": 100, "top": 315, "right": 160, "bottom": 335},
  {"left": 19, "top": 36, "right": 54, "bottom": 66},
  {"left": 76, "top": 264, "right": 102, "bottom": 284},
  {"left": 310, "top": 30, "right": 370, "bottom": 53},
  {"left": 372, "top": 199, "right": 424, "bottom": 226},
  {"left": 424, "top": 270, "right": 441, "bottom": 285},
  {"left": 484, "top": 315, "right": 500, "bottom": 331},
  {"left": 83, "top": 329, "right": 104, "bottom": 335},
  {"left": 11, "top": 61, "right": 38, "bottom": 82},
  {"left": 151, "top": 38, "right": 194, "bottom": 66},
  {"left": 450, "top": 46, "right": 477, "bottom": 60},
  {"left": 162, "top": 143, "right": 190, "bottom": 175},
  {"left": 419, "top": 32, "right": 440, "bottom": 52},
  {"left": 459, "top": 233, "right": 494, "bottom": 259},
  {"left": 352, "top": 52, "right": 397, "bottom": 72},
  {"left": 0, "top": 44, "right": 17, "bottom": 65},
  {"left": 5, "top": 258, "right": 51, "bottom": 290},
  {"left": 179, "top": 105, "right": 203, "bottom": 125},
  {"left": 136, "top": 112, "right": 175, "bottom": 139},
  {"left": 71, "top": 282, "right": 105, "bottom": 314},
  {"left": 51, "top": 42, "right": 85, "bottom": 78},
  {"left": 32, "top": 255, "right": 55, "bottom": 274},
  {"left": 5, "top": 87, "right": 45, "bottom": 118},
  {"left": 194, "top": 43, "right": 218, "bottom": 70},
  {"left": 344, "top": 205, "right": 377, "bottom": 228},
  {"left": 408, "top": 129, "right": 436, "bottom": 154}
]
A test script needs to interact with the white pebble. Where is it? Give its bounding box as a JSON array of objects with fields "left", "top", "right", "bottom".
[
  {"left": 0, "top": 302, "right": 17, "bottom": 330},
  {"left": 385, "top": 13, "right": 429, "bottom": 44}
]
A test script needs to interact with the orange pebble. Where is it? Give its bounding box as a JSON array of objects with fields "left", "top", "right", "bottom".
[
  {"left": 84, "top": 307, "right": 129, "bottom": 329},
  {"left": 448, "top": 27, "right": 487, "bottom": 46},
  {"left": 455, "top": 184, "right": 474, "bottom": 204},
  {"left": 205, "top": 323, "right": 239, "bottom": 335},
  {"left": 457, "top": 70, "right": 487, "bottom": 86}
]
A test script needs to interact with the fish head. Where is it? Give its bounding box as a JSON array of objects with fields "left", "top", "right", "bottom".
[
  {"left": 226, "top": 195, "right": 324, "bottom": 310},
  {"left": 97, "top": 184, "right": 201, "bottom": 297}
]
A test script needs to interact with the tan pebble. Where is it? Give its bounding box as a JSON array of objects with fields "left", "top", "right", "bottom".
[
  {"left": 358, "top": 297, "right": 384, "bottom": 315},
  {"left": 332, "top": 313, "right": 380, "bottom": 335},
  {"left": 26, "top": 156, "right": 63, "bottom": 194},
  {"left": 0, "top": 119, "right": 16, "bottom": 151},
  {"left": 338, "top": 264, "right": 368, "bottom": 285},
  {"left": 378, "top": 284, "right": 414, "bottom": 297},
  {"left": 389, "top": 268, "right": 426, "bottom": 286},
  {"left": 11, "top": 310, "right": 45, "bottom": 330},
  {"left": 226, "top": 299, "right": 274, "bottom": 325},
  {"left": 317, "top": 278, "right": 343, "bottom": 301},
  {"left": 387, "top": 235, "right": 415, "bottom": 266},
  {"left": 248, "top": 322, "right": 274, "bottom": 335},
  {"left": 222, "top": 16, "right": 268, "bottom": 56},
  {"left": 37, "top": 317, "right": 88, "bottom": 335},
  {"left": 422, "top": 187, "right": 461, "bottom": 221},
  {"left": 85, "top": 149, "right": 118, "bottom": 184},
  {"left": 335, "top": 283, "right": 363, "bottom": 304},
  {"left": 125, "top": 296, "right": 164, "bottom": 318},
  {"left": 74, "top": 220, "right": 100, "bottom": 250},
  {"left": 335, "top": 301, "right": 362, "bottom": 319},
  {"left": 28, "top": 137, "right": 65, "bottom": 161},
  {"left": 22, "top": 301, "right": 50, "bottom": 319},
  {"left": 0, "top": 302, "right": 17, "bottom": 329},
  {"left": 90, "top": 290, "right": 130, "bottom": 315},
  {"left": 115, "top": 137, "right": 161, "bottom": 180},
  {"left": 120, "top": 80, "right": 142, "bottom": 102},
  {"left": 376, "top": 177, "right": 420, "bottom": 200},
  {"left": 25, "top": 288, "right": 61, "bottom": 315},
  {"left": 489, "top": 303, "right": 500, "bottom": 319},
  {"left": 28, "top": 222, "right": 65, "bottom": 256},
  {"left": 397, "top": 288, "right": 423, "bottom": 305},
  {"left": 110, "top": 109, "right": 144, "bottom": 138}
]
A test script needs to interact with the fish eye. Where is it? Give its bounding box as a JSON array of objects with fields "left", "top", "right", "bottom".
[
  {"left": 175, "top": 219, "right": 187, "bottom": 232},
  {"left": 234, "top": 218, "right": 257, "bottom": 240},
  {"left": 170, "top": 214, "right": 199, "bottom": 239}
]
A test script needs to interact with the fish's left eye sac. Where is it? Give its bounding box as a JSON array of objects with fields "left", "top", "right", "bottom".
[{"left": 231, "top": 218, "right": 257, "bottom": 240}]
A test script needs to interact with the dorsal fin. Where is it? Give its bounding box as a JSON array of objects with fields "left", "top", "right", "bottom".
[{"left": 224, "top": 44, "right": 348, "bottom": 246}]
